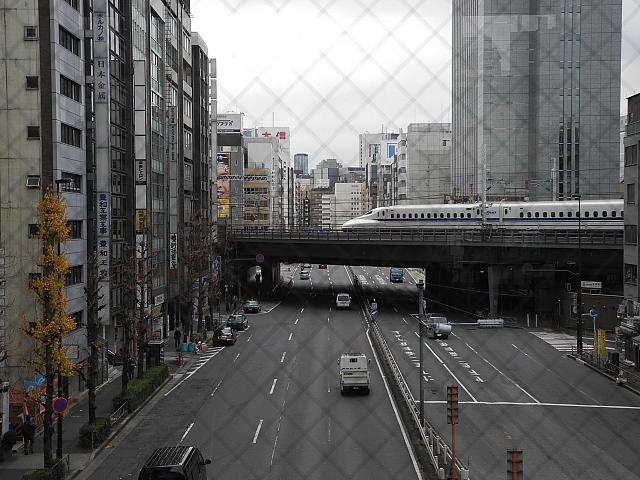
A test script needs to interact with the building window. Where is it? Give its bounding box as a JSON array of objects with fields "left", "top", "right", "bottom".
[
  {"left": 184, "top": 97, "right": 192, "bottom": 119},
  {"left": 184, "top": 129, "right": 192, "bottom": 150},
  {"left": 60, "top": 75, "right": 81, "bottom": 101},
  {"left": 183, "top": 30, "right": 190, "bottom": 52},
  {"left": 61, "top": 124, "right": 81, "bottom": 147},
  {"left": 62, "top": 0, "right": 78, "bottom": 10},
  {"left": 626, "top": 145, "right": 639, "bottom": 166},
  {"left": 26, "top": 175, "right": 41, "bottom": 188},
  {"left": 68, "top": 220, "right": 82, "bottom": 239},
  {"left": 27, "top": 126, "right": 40, "bottom": 139},
  {"left": 625, "top": 263, "right": 638, "bottom": 285},
  {"left": 65, "top": 265, "right": 83, "bottom": 286},
  {"left": 24, "top": 26, "right": 38, "bottom": 40},
  {"left": 61, "top": 172, "right": 82, "bottom": 193},
  {"left": 26, "top": 76, "right": 39, "bottom": 89},
  {"left": 627, "top": 184, "right": 635, "bottom": 205},
  {"left": 59, "top": 27, "right": 80, "bottom": 56},
  {"left": 70, "top": 310, "right": 83, "bottom": 329},
  {"left": 28, "top": 224, "right": 40, "bottom": 238},
  {"left": 184, "top": 162, "right": 193, "bottom": 181}
]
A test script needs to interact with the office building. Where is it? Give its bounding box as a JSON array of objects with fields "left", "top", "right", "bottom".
[
  {"left": 404, "top": 123, "right": 451, "bottom": 205},
  {"left": 358, "top": 132, "right": 399, "bottom": 168},
  {"left": 621, "top": 93, "right": 640, "bottom": 364},
  {"left": 294, "top": 153, "right": 309, "bottom": 175},
  {"left": 312, "top": 159, "right": 342, "bottom": 189},
  {"left": 452, "top": 1, "right": 623, "bottom": 201}
]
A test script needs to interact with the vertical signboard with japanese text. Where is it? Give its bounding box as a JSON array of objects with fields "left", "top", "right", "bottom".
[
  {"left": 217, "top": 152, "right": 230, "bottom": 218},
  {"left": 169, "top": 233, "right": 178, "bottom": 279},
  {"left": 94, "top": 1, "right": 110, "bottom": 324}
]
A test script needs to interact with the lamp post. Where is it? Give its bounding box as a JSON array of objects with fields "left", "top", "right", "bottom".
[
  {"left": 574, "top": 194, "right": 583, "bottom": 356},
  {"left": 54, "top": 177, "right": 72, "bottom": 460},
  {"left": 416, "top": 278, "right": 425, "bottom": 428}
]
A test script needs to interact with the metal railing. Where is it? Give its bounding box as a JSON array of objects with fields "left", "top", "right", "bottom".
[
  {"left": 110, "top": 401, "right": 128, "bottom": 426},
  {"left": 229, "top": 226, "right": 622, "bottom": 247},
  {"left": 348, "top": 267, "right": 470, "bottom": 479}
]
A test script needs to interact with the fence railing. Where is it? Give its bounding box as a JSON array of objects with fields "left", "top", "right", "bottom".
[
  {"left": 348, "top": 267, "right": 470, "bottom": 479},
  {"left": 110, "top": 401, "right": 128, "bottom": 426},
  {"left": 230, "top": 226, "right": 622, "bottom": 247}
]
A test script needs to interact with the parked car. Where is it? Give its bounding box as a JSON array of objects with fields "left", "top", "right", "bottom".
[
  {"left": 214, "top": 327, "right": 237, "bottom": 345},
  {"left": 299, "top": 270, "right": 310, "bottom": 280},
  {"left": 319, "top": 264, "right": 328, "bottom": 269},
  {"left": 227, "top": 313, "right": 248, "bottom": 331},
  {"left": 243, "top": 299, "right": 261, "bottom": 313}
]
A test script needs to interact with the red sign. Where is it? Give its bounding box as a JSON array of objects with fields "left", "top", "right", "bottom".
[{"left": 52, "top": 397, "right": 68, "bottom": 414}]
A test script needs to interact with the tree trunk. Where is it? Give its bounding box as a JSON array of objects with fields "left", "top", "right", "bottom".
[
  {"left": 121, "top": 322, "right": 130, "bottom": 397},
  {"left": 87, "top": 329, "right": 97, "bottom": 425},
  {"left": 137, "top": 302, "right": 145, "bottom": 379},
  {"left": 43, "top": 345, "right": 54, "bottom": 467}
]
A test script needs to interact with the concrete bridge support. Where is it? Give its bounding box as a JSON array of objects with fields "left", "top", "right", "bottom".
[{"left": 487, "top": 264, "right": 503, "bottom": 319}]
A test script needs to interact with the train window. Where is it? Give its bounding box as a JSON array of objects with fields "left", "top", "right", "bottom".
[
  {"left": 612, "top": 211, "right": 617, "bottom": 217},
  {"left": 476, "top": 209, "right": 480, "bottom": 215},
  {"left": 467, "top": 213, "right": 471, "bottom": 218},
  {"left": 543, "top": 212, "right": 547, "bottom": 218},
  {"left": 520, "top": 212, "right": 524, "bottom": 218},
  {"left": 527, "top": 212, "right": 532, "bottom": 218},
  {"left": 453, "top": 213, "right": 457, "bottom": 218},
  {"left": 568, "top": 212, "right": 573, "bottom": 217},
  {"left": 390, "top": 214, "right": 394, "bottom": 219},
  {"left": 382, "top": 211, "right": 385, "bottom": 216},
  {"left": 427, "top": 213, "right": 431, "bottom": 218},
  {"left": 447, "top": 213, "right": 451, "bottom": 218},
  {"left": 504, "top": 209, "right": 508, "bottom": 215},
  {"left": 559, "top": 212, "right": 564, "bottom": 217},
  {"left": 622, "top": 211, "right": 624, "bottom": 218},
  {"left": 535, "top": 212, "right": 540, "bottom": 218},
  {"left": 551, "top": 212, "right": 556, "bottom": 218},
  {"left": 408, "top": 213, "right": 412, "bottom": 219},
  {"left": 584, "top": 212, "right": 589, "bottom": 217},
  {"left": 602, "top": 211, "right": 607, "bottom": 217},
  {"left": 402, "top": 214, "right": 406, "bottom": 219},
  {"left": 593, "top": 211, "right": 598, "bottom": 217},
  {"left": 440, "top": 213, "right": 444, "bottom": 218},
  {"left": 421, "top": 213, "right": 424, "bottom": 219}
]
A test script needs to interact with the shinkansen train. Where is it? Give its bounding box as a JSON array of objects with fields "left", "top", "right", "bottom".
[{"left": 341, "top": 200, "right": 624, "bottom": 230}]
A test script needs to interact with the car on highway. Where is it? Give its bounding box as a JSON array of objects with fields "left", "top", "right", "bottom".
[
  {"left": 138, "top": 446, "right": 211, "bottom": 480},
  {"left": 214, "top": 326, "right": 237, "bottom": 345},
  {"left": 299, "top": 270, "right": 310, "bottom": 280},
  {"left": 243, "top": 299, "right": 261, "bottom": 313},
  {"left": 319, "top": 264, "right": 327, "bottom": 269},
  {"left": 227, "top": 313, "right": 248, "bottom": 331},
  {"left": 425, "top": 313, "right": 452, "bottom": 339},
  {"left": 336, "top": 293, "right": 351, "bottom": 309},
  {"left": 302, "top": 263, "right": 312, "bottom": 269}
]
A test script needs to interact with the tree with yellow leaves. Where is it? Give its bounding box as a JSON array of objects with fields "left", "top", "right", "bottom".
[{"left": 25, "top": 188, "right": 76, "bottom": 467}]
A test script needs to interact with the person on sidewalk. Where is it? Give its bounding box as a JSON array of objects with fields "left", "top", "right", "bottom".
[
  {"left": 0, "top": 423, "right": 17, "bottom": 461},
  {"left": 174, "top": 328, "right": 182, "bottom": 350},
  {"left": 22, "top": 416, "right": 35, "bottom": 455}
]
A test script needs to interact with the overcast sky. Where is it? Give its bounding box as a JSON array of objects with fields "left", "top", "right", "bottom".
[{"left": 191, "top": 0, "right": 640, "bottom": 168}]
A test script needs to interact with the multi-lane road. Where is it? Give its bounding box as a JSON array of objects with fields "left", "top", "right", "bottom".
[{"left": 79, "top": 264, "right": 640, "bottom": 479}]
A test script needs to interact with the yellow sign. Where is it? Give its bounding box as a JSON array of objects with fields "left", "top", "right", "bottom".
[
  {"left": 598, "top": 329, "right": 607, "bottom": 359},
  {"left": 217, "top": 198, "right": 229, "bottom": 218},
  {"left": 135, "top": 209, "right": 147, "bottom": 233}
]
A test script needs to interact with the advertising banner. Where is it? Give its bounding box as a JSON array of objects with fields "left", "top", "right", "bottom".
[{"left": 217, "top": 152, "right": 230, "bottom": 218}]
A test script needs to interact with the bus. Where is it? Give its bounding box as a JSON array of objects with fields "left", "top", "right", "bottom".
[{"left": 389, "top": 267, "right": 404, "bottom": 283}]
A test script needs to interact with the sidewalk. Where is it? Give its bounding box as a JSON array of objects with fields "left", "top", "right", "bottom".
[{"left": 0, "top": 332, "right": 203, "bottom": 480}]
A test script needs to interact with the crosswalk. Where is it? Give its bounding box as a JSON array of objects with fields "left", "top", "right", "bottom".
[
  {"left": 164, "top": 346, "right": 225, "bottom": 396},
  {"left": 530, "top": 330, "right": 613, "bottom": 353}
]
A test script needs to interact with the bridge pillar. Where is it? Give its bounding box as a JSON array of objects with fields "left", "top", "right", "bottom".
[
  {"left": 487, "top": 265, "right": 504, "bottom": 318},
  {"left": 257, "top": 261, "right": 280, "bottom": 298}
]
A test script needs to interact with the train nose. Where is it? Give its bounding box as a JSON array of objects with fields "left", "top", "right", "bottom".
[{"left": 342, "top": 218, "right": 357, "bottom": 230}]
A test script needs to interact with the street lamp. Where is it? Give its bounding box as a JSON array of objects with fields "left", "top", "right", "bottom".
[
  {"left": 573, "top": 194, "right": 583, "bottom": 356},
  {"left": 54, "top": 177, "right": 72, "bottom": 460},
  {"left": 416, "top": 278, "right": 425, "bottom": 428}
]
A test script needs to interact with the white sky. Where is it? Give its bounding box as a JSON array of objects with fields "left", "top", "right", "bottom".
[{"left": 191, "top": 0, "right": 640, "bottom": 168}]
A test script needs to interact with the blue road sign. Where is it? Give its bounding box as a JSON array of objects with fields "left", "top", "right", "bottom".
[
  {"left": 52, "top": 397, "right": 68, "bottom": 414},
  {"left": 256, "top": 254, "right": 265, "bottom": 263},
  {"left": 590, "top": 307, "right": 598, "bottom": 317}
]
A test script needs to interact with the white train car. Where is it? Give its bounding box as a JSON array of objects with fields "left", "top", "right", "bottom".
[{"left": 341, "top": 200, "right": 624, "bottom": 231}]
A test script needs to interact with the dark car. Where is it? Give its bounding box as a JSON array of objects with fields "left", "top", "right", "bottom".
[
  {"left": 319, "top": 264, "right": 327, "bottom": 269},
  {"left": 138, "top": 446, "right": 211, "bottom": 480},
  {"left": 227, "top": 313, "right": 248, "bottom": 331},
  {"left": 214, "top": 327, "right": 237, "bottom": 345},
  {"left": 243, "top": 299, "right": 261, "bottom": 313}
]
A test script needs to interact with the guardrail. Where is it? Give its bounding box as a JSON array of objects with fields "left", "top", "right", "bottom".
[
  {"left": 229, "top": 226, "right": 622, "bottom": 247},
  {"left": 110, "top": 401, "right": 128, "bottom": 426},
  {"left": 348, "top": 267, "right": 470, "bottom": 479}
]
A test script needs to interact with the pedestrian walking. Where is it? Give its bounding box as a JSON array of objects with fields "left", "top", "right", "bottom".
[
  {"left": 22, "top": 416, "right": 35, "bottom": 455},
  {"left": 174, "top": 328, "right": 182, "bottom": 349}
]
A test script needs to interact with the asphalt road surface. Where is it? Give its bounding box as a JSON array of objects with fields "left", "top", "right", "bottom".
[
  {"left": 354, "top": 265, "right": 640, "bottom": 480},
  {"left": 79, "top": 264, "right": 419, "bottom": 480}
]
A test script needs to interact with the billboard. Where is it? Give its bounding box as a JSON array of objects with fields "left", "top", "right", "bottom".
[
  {"left": 217, "top": 113, "right": 243, "bottom": 133},
  {"left": 217, "top": 152, "right": 230, "bottom": 218}
]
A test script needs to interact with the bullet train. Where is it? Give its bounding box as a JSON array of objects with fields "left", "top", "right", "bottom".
[{"left": 341, "top": 199, "right": 624, "bottom": 231}]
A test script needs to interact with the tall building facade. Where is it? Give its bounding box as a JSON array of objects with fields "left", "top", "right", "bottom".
[
  {"left": 294, "top": 153, "right": 309, "bottom": 175},
  {"left": 404, "top": 123, "right": 452, "bottom": 205},
  {"left": 452, "top": 1, "right": 622, "bottom": 201},
  {"left": 358, "top": 132, "right": 399, "bottom": 168}
]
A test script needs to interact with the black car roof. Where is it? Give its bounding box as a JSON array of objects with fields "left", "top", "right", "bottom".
[{"left": 142, "top": 446, "right": 194, "bottom": 467}]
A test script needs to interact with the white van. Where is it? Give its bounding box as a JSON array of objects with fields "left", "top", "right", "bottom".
[
  {"left": 339, "top": 353, "right": 370, "bottom": 394},
  {"left": 336, "top": 293, "right": 351, "bottom": 309}
]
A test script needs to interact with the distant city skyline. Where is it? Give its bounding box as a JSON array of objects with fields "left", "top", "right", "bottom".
[{"left": 192, "top": 0, "right": 640, "bottom": 168}]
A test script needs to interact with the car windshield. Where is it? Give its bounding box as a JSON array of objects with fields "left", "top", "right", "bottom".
[
  {"left": 338, "top": 295, "right": 349, "bottom": 301},
  {"left": 228, "top": 315, "right": 243, "bottom": 322}
]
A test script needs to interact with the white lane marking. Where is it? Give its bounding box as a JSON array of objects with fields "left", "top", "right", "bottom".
[
  {"left": 179, "top": 423, "right": 194, "bottom": 443},
  {"left": 300, "top": 307, "right": 304, "bottom": 313},
  {"left": 164, "top": 347, "right": 224, "bottom": 396},
  {"left": 421, "top": 401, "right": 640, "bottom": 410},
  {"left": 210, "top": 379, "right": 223, "bottom": 397},
  {"left": 327, "top": 418, "right": 331, "bottom": 443},
  {"left": 403, "top": 318, "right": 408, "bottom": 324},
  {"left": 344, "top": 266, "right": 354, "bottom": 286},
  {"left": 294, "top": 318, "right": 299, "bottom": 325},
  {"left": 252, "top": 419, "right": 264, "bottom": 443},
  {"left": 327, "top": 317, "right": 330, "bottom": 323},
  {"left": 329, "top": 306, "right": 332, "bottom": 312},
  {"left": 246, "top": 334, "right": 253, "bottom": 342},
  {"left": 269, "top": 378, "right": 278, "bottom": 395},
  {"left": 233, "top": 353, "right": 240, "bottom": 363},
  {"left": 365, "top": 327, "right": 421, "bottom": 479},
  {"left": 459, "top": 339, "right": 539, "bottom": 403},
  {"left": 394, "top": 307, "right": 398, "bottom": 313},
  {"left": 418, "top": 335, "right": 477, "bottom": 402},
  {"left": 280, "top": 352, "right": 286, "bottom": 363},
  {"left": 270, "top": 415, "right": 283, "bottom": 466},
  {"left": 288, "top": 332, "right": 293, "bottom": 341}
]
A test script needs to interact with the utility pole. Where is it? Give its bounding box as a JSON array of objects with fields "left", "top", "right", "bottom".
[
  {"left": 576, "top": 194, "right": 583, "bottom": 356},
  {"left": 447, "top": 384, "right": 459, "bottom": 480},
  {"left": 417, "top": 279, "right": 425, "bottom": 427}
]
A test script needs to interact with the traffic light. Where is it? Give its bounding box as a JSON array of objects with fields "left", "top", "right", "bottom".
[{"left": 447, "top": 385, "right": 458, "bottom": 425}]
